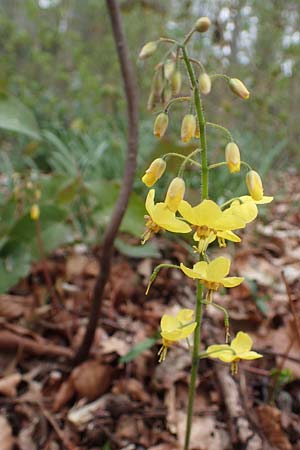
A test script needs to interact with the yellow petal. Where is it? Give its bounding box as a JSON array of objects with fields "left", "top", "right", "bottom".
[
  {"left": 240, "top": 195, "right": 273, "bottom": 205},
  {"left": 180, "top": 263, "right": 203, "bottom": 280},
  {"left": 160, "top": 315, "right": 179, "bottom": 333},
  {"left": 221, "top": 276, "right": 244, "bottom": 287},
  {"left": 216, "top": 230, "right": 241, "bottom": 243},
  {"left": 192, "top": 200, "right": 222, "bottom": 226},
  {"left": 193, "top": 261, "right": 208, "bottom": 277},
  {"left": 145, "top": 189, "right": 155, "bottom": 215},
  {"left": 152, "top": 204, "right": 191, "bottom": 233},
  {"left": 206, "top": 344, "right": 235, "bottom": 362},
  {"left": 215, "top": 214, "right": 245, "bottom": 230},
  {"left": 239, "top": 351, "right": 263, "bottom": 360},
  {"left": 231, "top": 331, "right": 253, "bottom": 354},
  {"left": 206, "top": 257, "right": 231, "bottom": 282},
  {"left": 193, "top": 232, "right": 217, "bottom": 245},
  {"left": 161, "top": 329, "right": 182, "bottom": 341},
  {"left": 179, "top": 322, "right": 197, "bottom": 339},
  {"left": 225, "top": 201, "right": 258, "bottom": 223},
  {"left": 178, "top": 200, "right": 196, "bottom": 224},
  {"left": 176, "top": 309, "right": 194, "bottom": 324}
]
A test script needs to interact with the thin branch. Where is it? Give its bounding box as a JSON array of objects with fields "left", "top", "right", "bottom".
[{"left": 73, "top": 0, "right": 138, "bottom": 364}]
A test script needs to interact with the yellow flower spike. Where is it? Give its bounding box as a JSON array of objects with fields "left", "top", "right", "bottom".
[
  {"left": 142, "top": 189, "right": 191, "bottom": 244},
  {"left": 153, "top": 112, "right": 169, "bottom": 138},
  {"left": 164, "top": 59, "right": 175, "bottom": 81},
  {"left": 164, "top": 177, "right": 185, "bottom": 213},
  {"left": 158, "top": 309, "right": 197, "bottom": 362},
  {"left": 178, "top": 199, "right": 246, "bottom": 253},
  {"left": 30, "top": 204, "right": 40, "bottom": 221},
  {"left": 198, "top": 73, "right": 211, "bottom": 95},
  {"left": 170, "top": 70, "right": 182, "bottom": 95},
  {"left": 181, "top": 114, "right": 196, "bottom": 143},
  {"left": 229, "top": 78, "right": 250, "bottom": 100},
  {"left": 142, "top": 158, "right": 166, "bottom": 187},
  {"left": 180, "top": 257, "right": 244, "bottom": 302},
  {"left": 246, "top": 170, "right": 264, "bottom": 201},
  {"left": 225, "top": 142, "right": 240, "bottom": 173},
  {"left": 194, "top": 17, "right": 211, "bottom": 33},
  {"left": 139, "top": 41, "right": 158, "bottom": 59},
  {"left": 205, "top": 331, "right": 263, "bottom": 373}
]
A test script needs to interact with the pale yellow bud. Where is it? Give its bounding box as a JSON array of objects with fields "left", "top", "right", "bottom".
[
  {"left": 163, "top": 85, "right": 172, "bottom": 104},
  {"left": 152, "top": 71, "right": 164, "bottom": 96},
  {"left": 165, "top": 177, "right": 185, "bottom": 212},
  {"left": 139, "top": 41, "right": 157, "bottom": 59},
  {"left": 246, "top": 170, "right": 263, "bottom": 201},
  {"left": 142, "top": 158, "right": 166, "bottom": 187},
  {"left": 30, "top": 204, "right": 40, "bottom": 221},
  {"left": 147, "top": 91, "right": 155, "bottom": 111},
  {"left": 170, "top": 70, "right": 182, "bottom": 95},
  {"left": 194, "top": 17, "right": 211, "bottom": 33},
  {"left": 194, "top": 117, "right": 200, "bottom": 138},
  {"left": 225, "top": 142, "right": 240, "bottom": 173},
  {"left": 181, "top": 114, "right": 196, "bottom": 143},
  {"left": 198, "top": 73, "right": 211, "bottom": 95},
  {"left": 164, "top": 59, "right": 175, "bottom": 81},
  {"left": 153, "top": 112, "right": 169, "bottom": 138},
  {"left": 229, "top": 78, "right": 250, "bottom": 100}
]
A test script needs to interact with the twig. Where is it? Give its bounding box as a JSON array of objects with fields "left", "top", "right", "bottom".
[
  {"left": 281, "top": 270, "right": 300, "bottom": 347},
  {"left": 73, "top": 0, "right": 138, "bottom": 364},
  {"left": 40, "top": 405, "right": 79, "bottom": 450},
  {"left": 257, "top": 348, "right": 300, "bottom": 364}
]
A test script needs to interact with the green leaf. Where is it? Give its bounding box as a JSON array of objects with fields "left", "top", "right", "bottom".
[
  {"left": 119, "top": 334, "right": 159, "bottom": 364},
  {"left": 0, "top": 246, "right": 31, "bottom": 293},
  {"left": 115, "top": 238, "right": 161, "bottom": 259},
  {"left": 0, "top": 95, "right": 41, "bottom": 139}
]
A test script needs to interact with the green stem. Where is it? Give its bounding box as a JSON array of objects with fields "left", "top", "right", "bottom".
[
  {"left": 206, "top": 122, "right": 233, "bottom": 141},
  {"left": 164, "top": 152, "right": 202, "bottom": 170},
  {"left": 145, "top": 263, "right": 180, "bottom": 295},
  {"left": 164, "top": 96, "right": 191, "bottom": 112},
  {"left": 184, "top": 282, "right": 203, "bottom": 450},
  {"left": 210, "top": 73, "right": 230, "bottom": 82},
  {"left": 178, "top": 148, "right": 202, "bottom": 177}
]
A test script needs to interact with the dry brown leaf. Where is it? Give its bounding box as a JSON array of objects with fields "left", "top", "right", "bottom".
[
  {"left": 0, "top": 373, "right": 22, "bottom": 397},
  {"left": 0, "top": 294, "right": 33, "bottom": 319},
  {"left": 256, "top": 404, "right": 292, "bottom": 450},
  {"left": 52, "top": 377, "right": 75, "bottom": 412},
  {"left": 71, "top": 360, "right": 113, "bottom": 400},
  {"left": 101, "top": 335, "right": 130, "bottom": 356},
  {"left": 0, "top": 415, "right": 14, "bottom": 450},
  {"left": 113, "top": 378, "right": 151, "bottom": 403},
  {"left": 17, "top": 425, "right": 37, "bottom": 450}
]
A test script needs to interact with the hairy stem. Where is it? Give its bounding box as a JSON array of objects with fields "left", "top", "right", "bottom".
[{"left": 73, "top": 0, "right": 138, "bottom": 365}]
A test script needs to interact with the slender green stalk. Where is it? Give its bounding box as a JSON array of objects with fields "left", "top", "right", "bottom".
[
  {"left": 181, "top": 44, "right": 208, "bottom": 450},
  {"left": 164, "top": 96, "right": 191, "bottom": 112},
  {"left": 184, "top": 281, "right": 203, "bottom": 450},
  {"left": 206, "top": 122, "right": 233, "bottom": 141},
  {"left": 163, "top": 152, "right": 202, "bottom": 170},
  {"left": 178, "top": 148, "right": 202, "bottom": 177}
]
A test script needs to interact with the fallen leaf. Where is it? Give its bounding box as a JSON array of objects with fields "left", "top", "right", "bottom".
[
  {"left": 71, "top": 360, "right": 113, "bottom": 400},
  {"left": 0, "top": 373, "right": 22, "bottom": 397},
  {"left": 256, "top": 404, "right": 292, "bottom": 450},
  {"left": 0, "top": 415, "right": 14, "bottom": 450},
  {"left": 52, "top": 377, "right": 75, "bottom": 412}
]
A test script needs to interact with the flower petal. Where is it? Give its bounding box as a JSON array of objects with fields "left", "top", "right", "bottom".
[
  {"left": 176, "top": 309, "right": 194, "bottom": 324},
  {"left": 225, "top": 201, "right": 258, "bottom": 223},
  {"left": 192, "top": 200, "right": 222, "bottom": 226},
  {"left": 180, "top": 263, "right": 203, "bottom": 280},
  {"left": 160, "top": 315, "right": 179, "bottom": 333},
  {"left": 152, "top": 204, "right": 191, "bottom": 233},
  {"left": 161, "top": 329, "right": 183, "bottom": 341},
  {"left": 216, "top": 230, "right": 241, "bottom": 242},
  {"left": 240, "top": 195, "right": 273, "bottom": 205},
  {"left": 206, "top": 256, "right": 231, "bottom": 282},
  {"left": 206, "top": 344, "right": 235, "bottom": 362},
  {"left": 231, "top": 331, "right": 253, "bottom": 353},
  {"left": 239, "top": 351, "right": 263, "bottom": 360},
  {"left": 145, "top": 189, "right": 155, "bottom": 215},
  {"left": 221, "top": 276, "right": 244, "bottom": 287},
  {"left": 179, "top": 322, "right": 197, "bottom": 339},
  {"left": 192, "top": 261, "right": 208, "bottom": 277},
  {"left": 178, "top": 200, "right": 196, "bottom": 224}
]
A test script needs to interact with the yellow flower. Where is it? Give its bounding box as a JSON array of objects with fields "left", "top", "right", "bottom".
[
  {"left": 225, "top": 142, "right": 240, "bottom": 173},
  {"left": 178, "top": 199, "right": 246, "bottom": 253},
  {"left": 153, "top": 112, "right": 169, "bottom": 138},
  {"left": 205, "top": 331, "right": 263, "bottom": 374},
  {"left": 158, "top": 309, "right": 197, "bottom": 362},
  {"left": 229, "top": 78, "right": 250, "bottom": 100},
  {"left": 139, "top": 41, "right": 158, "bottom": 59},
  {"left": 142, "top": 189, "right": 191, "bottom": 244},
  {"left": 239, "top": 195, "right": 273, "bottom": 205},
  {"left": 142, "top": 158, "right": 166, "bottom": 187},
  {"left": 198, "top": 73, "right": 211, "bottom": 95},
  {"left": 181, "top": 114, "right": 196, "bottom": 143},
  {"left": 30, "top": 204, "right": 40, "bottom": 221},
  {"left": 164, "top": 177, "right": 185, "bottom": 213},
  {"left": 246, "top": 170, "right": 264, "bottom": 201},
  {"left": 180, "top": 256, "right": 243, "bottom": 302}
]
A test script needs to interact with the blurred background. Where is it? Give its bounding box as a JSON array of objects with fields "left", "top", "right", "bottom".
[{"left": 0, "top": 0, "right": 299, "bottom": 288}]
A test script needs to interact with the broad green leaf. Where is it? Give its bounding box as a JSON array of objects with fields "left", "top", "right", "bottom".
[
  {"left": 0, "top": 95, "right": 41, "bottom": 139},
  {"left": 0, "top": 246, "right": 31, "bottom": 293},
  {"left": 115, "top": 238, "right": 161, "bottom": 259},
  {"left": 119, "top": 334, "right": 159, "bottom": 364}
]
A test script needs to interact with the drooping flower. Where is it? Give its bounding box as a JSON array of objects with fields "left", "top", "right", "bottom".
[
  {"left": 142, "top": 189, "right": 191, "bottom": 244},
  {"left": 142, "top": 158, "right": 166, "bottom": 187},
  {"left": 158, "top": 309, "right": 197, "bottom": 362},
  {"left": 229, "top": 78, "right": 250, "bottom": 100},
  {"left": 30, "top": 204, "right": 40, "bottom": 221},
  {"left": 139, "top": 41, "right": 158, "bottom": 59},
  {"left": 181, "top": 114, "right": 196, "bottom": 143},
  {"left": 205, "top": 331, "right": 263, "bottom": 374},
  {"left": 198, "top": 73, "right": 211, "bottom": 95},
  {"left": 180, "top": 256, "right": 243, "bottom": 302},
  {"left": 225, "top": 142, "right": 240, "bottom": 173},
  {"left": 153, "top": 112, "right": 169, "bottom": 138},
  {"left": 164, "top": 177, "right": 185, "bottom": 212},
  {"left": 178, "top": 199, "right": 247, "bottom": 253},
  {"left": 246, "top": 170, "right": 264, "bottom": 201}
]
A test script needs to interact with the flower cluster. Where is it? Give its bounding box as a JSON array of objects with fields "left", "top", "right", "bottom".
[{"left": 139, "top": 17, "right": 271, "bottom": 375}]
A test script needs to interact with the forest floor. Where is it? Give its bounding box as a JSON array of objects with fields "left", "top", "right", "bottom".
[{"left": 0, "top": 169, "right": 300, "bottom": 450}]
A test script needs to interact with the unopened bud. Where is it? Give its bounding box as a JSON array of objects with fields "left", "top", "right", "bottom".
[
  {"left": 246, "top": 170, "right": 263, "bottom": 201},
  {"left": 139, "top": 41, "right": 157, "bottom": 59},
  {"left": 229, "top": 78, "right": 250, "bottom": 100},
  {"left": 195, "top": 17, "right": 211, "bottom": 33},
  {"left": 164, "top": 59, "right": 175, "bottom": 81},
  {"left": 198, "top": 73, "right": 211, "bottom": 95},
  {"left": 153, "top": 112, "right": 169, "bottom": 138},
  {"left": 152, "top": 71, "right": 164, "bottom": 96},
  {"left": 194, "top": 117, "right": 200, "bottom": 138},
  {"left": 165, "top": 177, "right": 185, "bottom": 212},
  {"left": 225, "top": 142, "right": 240, "bottom": 173},
  {"left": 142, "top": 158, "right": 166, "bottom": 187},
  {"left": 30, "top": 204, "right": 40, "bottom": 221},
  {"left": 147, "top": 91, "right": 155, "bottom": 111},
  {"left": 170, "top": 70, "right": 182, "bottom": 95},
  {"left": 181, "top": 114, "right": 196, "bottom": 143}
]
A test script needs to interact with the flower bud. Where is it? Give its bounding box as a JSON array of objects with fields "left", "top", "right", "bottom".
[
  {"left": 194, "top": 117, "right": 200, "bottom": 138},
  {"left": 198, "top": 73, "right": 211, "bottom": 95},
  {"left": 153, "top": 112, "right": 169, "bottom": 138},
  {"left": 229, "top": 78, "right": 250, "bottom": 100},
  {"left": 163, "top": 85, "right": 172, "bottom": 104},
  {"left": 152, "top": 71, "right": 164, "bottom": 96},
  {"left": 170, "top": 70, "right": 182, "bottom": 95},
  {"left": 181, "top": 114, "right": 196, "bottom": 143},
  {"left": 147, "top": 91, "right": 155, "bottom": 111},
  {"left": 225, "top": 142, "right": 240, "bottom": 173},
  {"left": 194, "top": 17, "right": 211, "bottom": 33},
  {"left": 139, "top": 41, "right": 158, "bottom": 59},
  {"left": 165, "top": 177, "right": 185, "bottom": 212},
  {"left": 246, "top": 170, "right": 263, "bottom": 201},
  {"left": 30, "top": 204, "right": 40, "bottom": 221},
  {"left": 142, "top": 158, "right": 166, "bottom": 187},
  {"left": 164, "top": 59, "right": 175, "bottom": 81}
]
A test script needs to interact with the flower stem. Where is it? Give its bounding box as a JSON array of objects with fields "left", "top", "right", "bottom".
[
  {"left": 184, "top": 281, "right": 203, "bottom": 450},
  {"left": 206, "top": 122, "right": 233, "bottom": 141}
]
